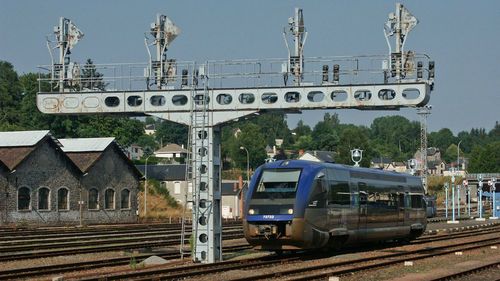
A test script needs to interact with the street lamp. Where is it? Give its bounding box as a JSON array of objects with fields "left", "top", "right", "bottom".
[
  {"left": 240, "top": 146, "right": 250, "bottom": 187},
  {"left": 445, "top": 182, "right": 449, "bottom": 218},
  {"left": 144, "top": 154, "right": 152, "bottom": 217},
  {"left": 351, "top": 148, "right": 363, "bottom": 167},
  {"left": 447, "top": 167, "right": 458, "bottom": 224},
  {"left": 491, "top": 178, "right": 497, "bottom": 219},
  {"left": 477, "top": 174, "right": 484, "bottom": 220},
  {"left": 457, "top": 140, "right": 462, "bottom": 171},
  {"left": 79, "top": 172, "right": 88, "bottom": 227},
  {"left": 408, "top": 159, "right": 417, "bottom": 175}
]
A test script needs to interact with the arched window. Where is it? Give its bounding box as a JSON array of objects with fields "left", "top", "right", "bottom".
[
  {"left": 18, "top": 187, "right": 31, "bottom": 211},
  {"left": 58, "top": 188, "right": 69, "bottom": 210},
  {"left": 38, "top": 187, "right": 50, "bottom": 210},
  {"left": 105, "top": 189, "right": 115, "bottom": 209},
  {"left": 120, "top": 189, "right": 130, "bottom": 209},
  {"left": 88, "top": 188, "right": 99, "bottom": 210}
]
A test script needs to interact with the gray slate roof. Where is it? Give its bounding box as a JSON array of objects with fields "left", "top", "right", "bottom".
[
  {"left": 135, "top": 164, "right": 187, "bottom": 181},
  {"left": 304, "top": 151, "right": 335, "bottom": 163},
  {"left": 221, "top": 181, "right": 241, "bottom": 196},
  {"left": 0, "top": 130, "right": 60, "bottom": 147},
  {"left": 59, "top": 137, "right": 116, "bottom": 152}
]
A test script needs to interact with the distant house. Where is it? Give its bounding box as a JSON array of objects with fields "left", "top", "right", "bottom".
[
  {"left": 265, "top": 145, "right": 276, "bottom": 158},
  {"left": 428, "top": 160, "right": 446, "bottom": 175},
  {"left": 144, "top": 124, "right": 156, "bottom": 136},
  {"left": 136, "top": 164, "right": 191, "bottom": 207},
  {"left": 299, "top": 150, "right": 335, "bottom": 163},
  {"left": 154, "top": 143, "right": 188, "bottom": 160},
  {"left": 371, "top": 158, "right": 392, "bottom": 169},
  {"left": 413, "top": 147, "right": 445, "bottom": 175},
  {"left": 221, "top": 181, "right": 243, "bottom": 219},
  {"left": 125, "top": 143, "right": 143, "bottom": 160},
  {"left": 135, "top": 164, "right": 243, "bottom": 215}
]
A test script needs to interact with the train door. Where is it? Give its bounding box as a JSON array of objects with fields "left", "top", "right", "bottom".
[
  {"left": 358, "top": 182, "right": 368, "bottom": 230},
  {"left": 305, "top": 170, "right": 328, "bottom": 230},
  {"left": 397, "top": 189, "right": 405, "bottom": 226}
]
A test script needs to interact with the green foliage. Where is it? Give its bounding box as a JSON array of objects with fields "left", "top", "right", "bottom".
[
  {"left": 294, "top": 135, "right": 315, "bottom": 151},
  {"left": 468, "top": 141, "right": 500, "bottom": 173},
  {"left": 429, "top": 128, "right": 457, "bottom": 154},
  {"left": 155, "top": 119, "right": 188, "bottom": 146},
  {"left": 136, "top": 134, "right": 158, "bottom": 150},
  {"left": 443, "top": 144, "right": 461, "bottom": 164},
  {"left": 294, "top": 119, "right": 311, "bottom": 137},
  {"left": 226, "top": 123, "right": 267, "bottom": 169},
  {"left": 336, "top": 127, "right": 373, "bottom": 167},
  {"left": 81, "top": 58, "right": 107, "bottom": 90}
]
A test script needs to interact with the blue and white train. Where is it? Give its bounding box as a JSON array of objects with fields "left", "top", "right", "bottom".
[{"left": 243, "top": 160, "right": 427, "bottom": 251}]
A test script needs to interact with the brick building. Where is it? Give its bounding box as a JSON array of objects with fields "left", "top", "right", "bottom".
[
  {"left": 59, "top": 137, "right": 142, "bottom": 224},
  {"left": 0, "top": 131, "right": 141, "bottom": 226}
]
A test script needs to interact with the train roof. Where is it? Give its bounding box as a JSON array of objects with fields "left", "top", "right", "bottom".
[{"left": 260, "top": 159, "right": 421, "bottom": 181}]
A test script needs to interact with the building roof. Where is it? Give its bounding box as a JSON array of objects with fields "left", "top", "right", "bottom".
[
  {"left": 64, "top": 152, "right": 103, "bottom": 173},
  {"left": 60, "top": 138, "right": 140, "bottom": 178},
  {"left": 302, "top": 151, "right": 335, "bottom": 163},
  {"left": 0, "top": 130, "right": 64, "bottom": 171},
  {"left": 221, "top": 181, "right": 240, "bottom": 196},
  {"left": 145, "top": 124, "right": 155, "bottom": 130},
  {"left": 155, "top": 143, "right": 187, "bottom": 154},
  {"left": 371, "top": 158, "right": 392, "bottom": 165},
  {"left": 59, "top": 137, "right": 116, "bottom": 152},
  {"left": 265, "top": 145, "right": 274, "bottom": 153},
  {"left": 0, "top": 130, "right": 60, "bottom": 147},
  {"left": 136, "top": 164, "right": 187, "bottom": 181}
]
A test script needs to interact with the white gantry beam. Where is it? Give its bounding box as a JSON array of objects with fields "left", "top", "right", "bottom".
[{"left": 37, "top": 82, "right": 430, "bottom": 125}]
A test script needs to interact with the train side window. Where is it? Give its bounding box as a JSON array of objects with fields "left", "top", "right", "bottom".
[
  {"left": 398, "top": 194, "right": 405, "bottom": 208},
  {"left": 328, "top": 182, "right": 350, "bottom": 206}
]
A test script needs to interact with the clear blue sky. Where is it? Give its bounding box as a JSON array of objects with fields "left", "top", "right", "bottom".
[{"left": 1, "top": 0, "right": 499, "bottom": 135}]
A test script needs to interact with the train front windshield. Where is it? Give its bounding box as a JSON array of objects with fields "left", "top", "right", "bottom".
[{"left": 248, "top": 168, "right": 301, "bottom": 215}]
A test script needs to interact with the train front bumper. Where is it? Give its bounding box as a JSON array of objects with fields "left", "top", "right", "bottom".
[{"left": 243, "top": 217, "right": 329, "bottom": 250}]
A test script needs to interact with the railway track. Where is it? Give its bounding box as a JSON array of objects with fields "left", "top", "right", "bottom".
[
  {"left": 0, "top": 231, "right": 244, "bottom": 262},
  {"left": 73, "top": 234, "right": 499, "bottom": 280},
  {"left": 0, "top": 225, "right": 243, "bottom": 248},
  {"left": 39, "top": 225, "right": 499, "bottom": 281},
  {"left": 1, "top": 224, "right": 498, "bottom": 280},
  {"left": 0, "top": 244, "right": 252, "bottom": 280}
]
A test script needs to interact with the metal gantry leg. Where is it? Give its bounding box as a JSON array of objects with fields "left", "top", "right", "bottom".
[{"left": 191, "top": 125, "right": 222, "bottom": 263}]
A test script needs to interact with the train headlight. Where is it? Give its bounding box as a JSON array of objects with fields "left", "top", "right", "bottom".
[
  {"left": 248, "top": 209, "right": 255, "bottom": 215},
  {"left": 288, "top": 208, "right": 294, "bottom": 215}
]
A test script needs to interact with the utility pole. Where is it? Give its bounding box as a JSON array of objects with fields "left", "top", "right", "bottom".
[{"left": 417, "top": 105, "right": 432, "bottom": 193}]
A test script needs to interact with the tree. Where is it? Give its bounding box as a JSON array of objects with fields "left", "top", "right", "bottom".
[
  {"left": 136, "top": 134, "right": 158, "bottom": 151},
  {"left": 0, "top": 61, "right": 22, "bottom": 129},
  {"left": 294, "top": 119, "right": 311, "bottom": 137},
  {"left": 77, "top": 116, "right": 144, "bottom": 146},
  {"left": 228, "top": 123, "right": 267, "bottom": 169},
  {"left": 155, "top": 119, "right": 188, "bottom": 147},
  {"left": 428, "top": 128, "right": 457, "bottom": 154},
  {"left": 81, "top": 59, "right": 107, "bottom": 90},
  {"left": 468, "top": 142, "right": 500, "bottom": 173},
  {"left": 311, "top": 113, "right": 340, "bottom": 151},
  {"left": 370, "top": 116, "right": 420, "bottom": 160},
  {"left": 443, "top": 144, "right": 460, "bottom": 164},
  {"left": 336, "top": 127, "right": 373, "bottom": 167},
  {"left": 294, "top": 135, "right": 315, "bottom": 151},
  {"left": 251, "top": 113, "right": 293, "bottom": 147}
]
